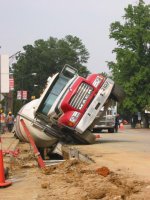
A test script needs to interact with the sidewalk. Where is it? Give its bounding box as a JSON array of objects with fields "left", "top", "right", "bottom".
[{"left": 0, "top": 132, "right": 19, "bottom": 168}]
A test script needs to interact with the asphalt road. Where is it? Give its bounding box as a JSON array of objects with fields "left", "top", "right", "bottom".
[
  {"left": 98, "top": 125, "right": 150, "bottom": 153},
  {"left": 76, "top": 125, "right": 150, "bottom": 180}
]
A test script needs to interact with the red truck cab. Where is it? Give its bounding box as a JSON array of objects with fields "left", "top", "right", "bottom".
[{"left": 34, "top": 65, "right": 114, "bottom": 143}]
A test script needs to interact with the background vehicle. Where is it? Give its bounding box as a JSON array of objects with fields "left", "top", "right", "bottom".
[{"left": 93, "top": 115, "right": 116, "bottom": 133}]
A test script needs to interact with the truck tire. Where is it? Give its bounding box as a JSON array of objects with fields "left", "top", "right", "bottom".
[
  {"left": 111, "top": 84, "right": 125, "bottom": 102},
  {"left": 108, "top": 128, "right": 114, "bottom": 133},
  {"left": 92, "top": 128, "right": 102, "bottom": 133}
]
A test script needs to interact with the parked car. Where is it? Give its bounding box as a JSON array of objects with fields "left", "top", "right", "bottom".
[{"left": 93, "top": 115, "right": 115, "bottom": 133}]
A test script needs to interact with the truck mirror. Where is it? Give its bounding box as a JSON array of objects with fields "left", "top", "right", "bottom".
[{"left": 61, "top": 64, "right": 78, "bottom": 79}]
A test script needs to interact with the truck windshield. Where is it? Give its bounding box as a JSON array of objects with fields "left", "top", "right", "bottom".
[{"left": 38, "top": 75, "right": 70, "bottom": 115}]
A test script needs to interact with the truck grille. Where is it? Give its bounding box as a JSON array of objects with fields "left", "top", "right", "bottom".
[{"left": 69, "top": 82, "right": 93, "bottom": 110}]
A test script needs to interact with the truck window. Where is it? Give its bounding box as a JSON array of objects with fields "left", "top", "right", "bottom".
[{"left": 38, "top": 75, "right": 69, "bottom": 115}]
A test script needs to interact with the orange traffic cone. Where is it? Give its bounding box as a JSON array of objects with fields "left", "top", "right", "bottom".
[
  {"left": 0, "top": 137, "right": 12, "bottom": 187},
  {"left": 94, "top": 134, "right": 101, "bottom": 140},
  {"left": 119, "top": 122, "right": 124, "bottom": 130}
]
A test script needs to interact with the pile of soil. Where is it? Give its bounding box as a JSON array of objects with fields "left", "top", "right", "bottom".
[
  {"left": 37, "top": 159, "right": 150, "bottom": 200},
  {"left": 8, "top": 142, "right": 150, "bottom": 200}
]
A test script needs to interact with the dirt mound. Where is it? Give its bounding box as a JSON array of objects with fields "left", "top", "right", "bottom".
[
  {"left": 37, "top": 159, "right": 148, "bottom": 200},
  {"left": 8, "top": 142, "right": 150, "bottom": 200}
]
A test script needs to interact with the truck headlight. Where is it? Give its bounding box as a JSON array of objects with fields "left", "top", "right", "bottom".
[{"left": 70, "top": 111, "right": 80, "bottom": 123}]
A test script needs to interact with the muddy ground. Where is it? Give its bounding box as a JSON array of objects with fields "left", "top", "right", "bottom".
[{"left": 1, "top": 142, "right": 150, "bottom": 200}]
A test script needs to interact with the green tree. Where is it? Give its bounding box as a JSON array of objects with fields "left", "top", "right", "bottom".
[
  {"left": 108, "top": 0, "right": 150, "bottom": 126},
  {"left": 12, "top": 35, "right": 90, "bottom": 113}
]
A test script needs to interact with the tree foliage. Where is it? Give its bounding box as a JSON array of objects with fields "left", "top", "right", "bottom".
[
  {"left": 108, "top": 0, "right": 150, "bottom": 114},
  {"left": 12, "top": 35, "right": 90, "bottom": 112}
]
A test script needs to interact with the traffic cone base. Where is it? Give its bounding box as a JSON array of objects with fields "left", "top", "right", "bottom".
[
  {"left": 119, "top": 123, "right": 124, "bottom": 130},
  {"left": 0, "top": 181, "right": 12, "bottom": 187},
  {"left": 0, "top": 137, "right": 12, "bottom": 187}
]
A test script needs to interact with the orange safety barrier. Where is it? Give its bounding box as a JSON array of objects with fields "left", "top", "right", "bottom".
[
  {"left": 0, "top": 137, "right": 12, "bottom": 187},
  {"left": 3, "top": 149, "right": 20, "bottom": 157}
]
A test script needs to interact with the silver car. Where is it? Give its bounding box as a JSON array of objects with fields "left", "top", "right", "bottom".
[{"left": 93, "top": 115, "right": 115, "bottom": 133}]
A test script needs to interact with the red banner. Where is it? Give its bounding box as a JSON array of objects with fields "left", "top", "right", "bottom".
[
  {"left": 17, "top": 91, "right": 22, "bottom": 100},
  {"left": 9, "top": 78, "right": 14, "bottom": 91},
  {"left": 22, "top": 91, "right": 27, "bottom": 100},
  {"left": 17, "top": 90, "right": 28, "bottom": 100}
]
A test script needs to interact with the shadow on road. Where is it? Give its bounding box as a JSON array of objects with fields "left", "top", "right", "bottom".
[{"left": 95, "top": 139, "right": 135, "bottom": 144}]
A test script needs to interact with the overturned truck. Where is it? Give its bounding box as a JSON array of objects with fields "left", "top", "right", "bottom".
[{"left": 14, "top": 65, "right": 124, "bottom": 151}]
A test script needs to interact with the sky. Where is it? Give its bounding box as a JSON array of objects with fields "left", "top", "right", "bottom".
[{"left": 0, "top": 0, "right": 149, "bottom": 73}]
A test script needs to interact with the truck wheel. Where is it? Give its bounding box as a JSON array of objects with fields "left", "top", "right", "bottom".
[
  {"left": 108, "top": 128, "right": 114, "bottom": 133},
  {"left": 92, "top": 128, "right": 102, "bottom": 133},
  {"left": 111, "top": 84, "right": 125, "bottom": 102}
]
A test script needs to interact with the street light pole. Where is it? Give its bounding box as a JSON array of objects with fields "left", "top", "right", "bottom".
[
  {"left": 20, "top": 73, "right": 37, "bottom": 106},
  {"left": 9, "top": 51, "right": 21, "bottom": 59},
  {"left": 6, "top": 51, "right": 21, "bottom": 113},
  {"left": 21, "top": 75, "right": 24, "bottom": 106}
]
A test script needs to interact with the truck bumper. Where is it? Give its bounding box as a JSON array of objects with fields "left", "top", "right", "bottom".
[{"left": 75, "top": 78, "right": 114, "bottom": 134}]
